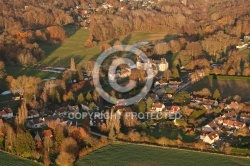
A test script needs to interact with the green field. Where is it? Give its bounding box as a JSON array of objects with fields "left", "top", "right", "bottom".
[
  {"left": 76, "top": 143, "right": 250, "bottom": 166},
  {"left": 0, "top": 151, "right": 40, "bottom": 166},
  {"left": 41, "top": 27, "right": 167, "bottom": 67},
  {"left": 187, "top": 75, "right": 250, "bottom": 101}
]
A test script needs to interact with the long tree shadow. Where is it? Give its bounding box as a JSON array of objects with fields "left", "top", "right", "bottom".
[
  {"left": 122, "top": 34, "right": 132, "bottom": 45},
  {"left": 39, "top": 25, "right": 80, "bottom": 58},
  {"left": 109, "top": 38, "right": 119, "bottom": 46},
  {"left": 164, "top": 34, "right": 179, "bottom": 42}
]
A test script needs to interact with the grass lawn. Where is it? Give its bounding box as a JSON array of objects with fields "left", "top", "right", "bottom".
[
  {"left": 144, "top": 127, "right": 196, "bottom": 143},
  {"left": 76, "top": 143, "right": 250, "bottom": 166},
  {"left": 187, "top": 75, "right": 250, "bottom": 101},
  {"left": 0, "top": 151, "right": 40, "bottom": 166},
  {"left": 40, "top": 27, "right": 167, "bottom": 67}
]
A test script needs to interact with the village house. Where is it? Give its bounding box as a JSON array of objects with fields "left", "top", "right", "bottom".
[
  {"left": 44, "top": 115, "right": 71, "bottom": 127},
  {"left": 192, "top": 97, "right": 217, "bottom": 106},
  {"left": 26, "top": 118, "right": 45, "bottom": 129},
  {"left": 203, "top": 104, "right": 212, "bottom": 114},
  {"left": 35, "top": 129, "right": 53, "bottom": 142},
  {"left": 55, "top": 107, "right": 69, "bottom": 117},
  {"left": 89, "top": 110, "right": 106, "bottom": 127},
  {"left": 215, "top": 116, "right": 224, "bottom": 125},
  {"left": 81, "top": 104, "right": 90, "bottom": 111},
  {"left": 202, "top": 121, "right": 220, "bottom": 132},
  {"left": 44, "top": 115, "right": 61, "bottom": 126},
  {"left": 68, "top": 105, "right": 80, "bottom": 112},
  {"left": 161, "top": 94, "right": 173, "bottom": 103},
  {"left": 242, "top": 105, "right": 250, "bottom": 112},
  {"left": 168, "top": 106, "right": 181, "bottom": 114},
  {"left": 182, "top": 108, "right": 194, "bottom": 117},
  {"left": 151, "top": 103, "right": 165, "bottom": 112},
  {"left": 239, "top": 113, "right": 250, "bottom": 123},
  {"left": 40, "top": 108, "right": 53, "bottom": 117},
  {"left": 27, "top": 110, "right": 39, "bottom": 119},
  {"left": 118, "top": 68, "right": 131, "bottom": 78},
  {"left": 222, "top": 119, "right": 246, "bottom": 129},
  {"left": 222, "top": 111, "right": 238, "bottom": 121},
  {"left": 0, "top": 108, "right": 13, "bottom": 119},
  {"left": 154, "top": 80, "right": 167, "bottom": 87},
  {"left": 150, "top": 94, "right": 159, "bottom": 102},
  {"left": 202, "top": 131, "right": 219, "bottom": 144},
  {"left": 225, "top": 102, "right": 239, "bottom": 110},
  {"left": 168, "top": 81, "right": 181, "bottom": 89}
]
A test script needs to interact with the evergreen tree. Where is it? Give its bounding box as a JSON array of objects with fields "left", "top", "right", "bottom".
[
  {"left": 172, "top": 67, "right": 180, "bottom": 78},
  {"left": 77, "top": 93, "right": 84, "bottom": 104},
  {"left": 137, "top": 101, "right": 146, "bottom": 113},
  {"left": 67, "top": 91, "right": 75, "bottom": 102},
  {"left": 86, "top": 92, "right": 92, "bottom": 102},
  {"left": 70, "top": 58, "right": 76, "bottom": 71},
  {"left": 55, "top": 90, "right": 61, "bottom": 103},
  {"left": 89, "top": 102, "right": 96, "bottom": 110},
  {"left": 147, "top": 97, "right": 153, "bottom": 111},
  {"left": 213, "top": 89, "right": 221, "bottom": 100},
  {"left": 77, "top": 66, "right": 84, "bottom": 81}
]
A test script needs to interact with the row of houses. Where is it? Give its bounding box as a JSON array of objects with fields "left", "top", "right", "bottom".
[
  {"left": 25, "top": 105, "right": 80, "bottom": 129},
  {"left": 0, "top": 108, "right": 13, "bottom": 119},
  {"left": 201, "top": 101, "right": 250, "bottom": 145}
]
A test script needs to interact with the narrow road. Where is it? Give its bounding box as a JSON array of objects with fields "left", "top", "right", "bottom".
[{"left": 89, "top": 131, "right": 115, "bottom": 140}]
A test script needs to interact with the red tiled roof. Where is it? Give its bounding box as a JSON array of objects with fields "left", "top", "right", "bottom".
[
  {"left": 0, "top": 110, "right": 7, "bottom": 116},
  {"left": 170, "top": 106, "right": 180, "bottom": 112},
  {"left": 152, "top": 103, "right": 164, "bottom": 108},
  {"left": 56, "top": 107, "right": 68, "bottom": 113},
  {"left": 224, "top": 111, "right": 237, "bottom": 118},
  {"left": 208, "top": 131, "right": 218, "bottom": 140},
  {"left": 39, "top": 129, "right": 52, "bottom": 139},
  {"left": 28, "top": 110, "right": 39, "bottom": 116},
  {"left": 223, "top": 119, "right": 245, "bottom": 128}
]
